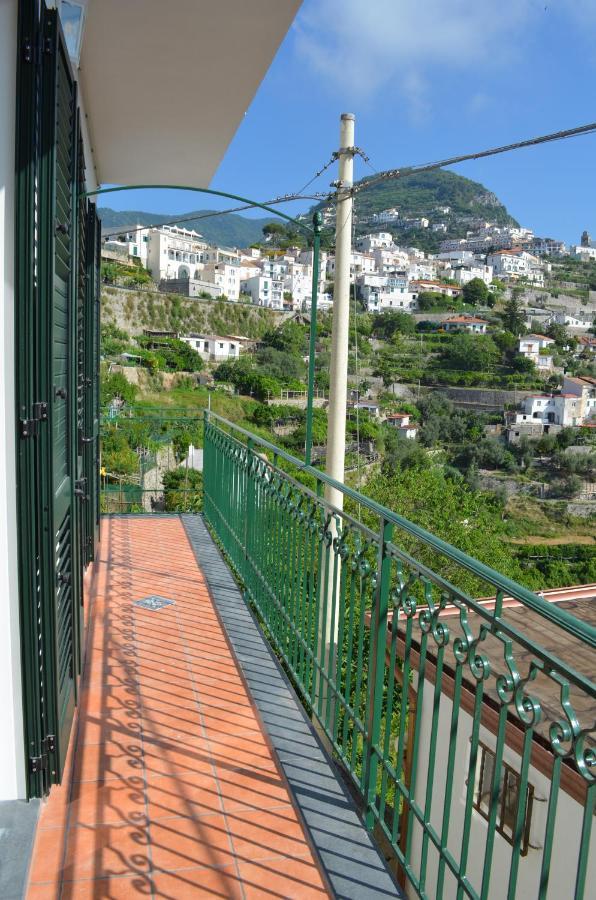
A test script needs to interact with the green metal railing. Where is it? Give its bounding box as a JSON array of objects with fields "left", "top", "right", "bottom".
[
  {"left": 203, "top": 411, "right": 595, "bottom": 899},
  {"left": 100, "top": 408, "right": 203, "bottom": 514}
]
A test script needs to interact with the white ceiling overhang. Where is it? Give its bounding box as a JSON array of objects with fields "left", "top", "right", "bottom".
[{"left": 79, "top": 0, "right": 301, "bottom": 187}]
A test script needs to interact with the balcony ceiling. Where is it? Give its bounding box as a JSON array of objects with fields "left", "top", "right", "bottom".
[{"left": 79, "top": 0, "right": 301, "bottom": 187}]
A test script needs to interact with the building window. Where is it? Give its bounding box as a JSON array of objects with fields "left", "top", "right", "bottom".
[{"left": 474, "top": 743, "right": 534, "bottom": 855}]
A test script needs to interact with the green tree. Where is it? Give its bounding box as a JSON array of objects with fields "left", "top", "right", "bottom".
[
  {"left": 441, "top": 334, "right": 500, "bottom": 372},
  {"left": 100, "top": 371, "right": 137, "bottom": 407},
  {"left": 162, "top": 469, "right": 203, "bottom": 513},
  {"left": 262, "top": 222, "right": 286, "bottom": 244},
  {"left": 462, "top": 277, "right": 489, "bottom": 307},
  {"left": 511, "top": 354, "right": 536, "bottom": 374},
  {"left": 261, "top": 320, "right": 308, "bottom": 355},
  {"left": 546, "top": 322, "right": 569, "bottom": 349},
  {"left": 373, "top": 311, "right": 416, "bottom": 339},
  {"left": 501, "top": 294, "right": 526, "bottom": 335},
  {"left": 357, "top": 467, "right": 532, "bottom": 594},
  {"left": 416, "top": 291, "right": 452, "bottom": 312}
]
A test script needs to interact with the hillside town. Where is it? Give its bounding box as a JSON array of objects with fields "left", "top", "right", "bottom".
[
  {"left": 102, "top": 211, "right": 596, "bottom": 444},
  {"left": 102, "top": 214, "right": 596, "bottom": 314}
]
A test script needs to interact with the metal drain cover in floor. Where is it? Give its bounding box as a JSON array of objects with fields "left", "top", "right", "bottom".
[{"left": 134, "top": 595, "right": 175, "bottom": 611}]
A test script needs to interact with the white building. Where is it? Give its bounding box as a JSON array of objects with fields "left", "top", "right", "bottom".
[
  {"left": 411, "top": 279, "right": 462, "bottom": 299},
  {"left": 372, "top": 247, "right": 410, "bottom": 274},
  {"left": 102, "top": 223, "right": 149, "bottom": 265},
  {"left": 562, "top": 375, "right": 596, "bottom": 421},
  {"left": 241, "top": 274, "right": 285, "bottom": 309},
  {"left": 446, "top": 263, "right": 493, "bottom": 287},
  {"left": 202, "top": 246, "right": 241, "bottom": 266},
  {"left": 549, "top": 310, "right": 594, "bottom": 331},
  {"left": 570, "top": 245, "right": 596, "bottom": 260},
  {"left": 486, "top": 249, "right": 544, "bottom": 286},
  {"left": 442, "top": 315, "right": 489, "bottom": 334},
  {"left": 385, "top": 412, "right": 418, "bottom": 438},
  {"left": 200, "top": 262, "right": 241, "bottom": 300},
  {"left": 180, "top": 334, "right": 241, "bottom": 361},
  {"left": 354, "top": 232, "right": 394, "bottom": 252},
  {"left": 530, "top": 237, "right": 567, "bottom": 257},
  {"left": 409, "top": 261, "right": 440, "bottom": 281},
  {"left": 518, "top": 334, "right": 555, "bottom": 370},
  {"left": 370, "top": 208, "right": 400, "bottom": 225},
  {"left": 145, "top": 224, "right": 208, "bottom": 280},
  {"left": 513, "top": 394, "right": 583, "bottom": 427},
  {"left": 326, "top": 250, "right": 377, "bottom": 282}
]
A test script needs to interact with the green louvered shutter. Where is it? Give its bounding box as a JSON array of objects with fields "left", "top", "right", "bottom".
[{"left": 38, "top": 7, "right": 80, "bottom": 783}]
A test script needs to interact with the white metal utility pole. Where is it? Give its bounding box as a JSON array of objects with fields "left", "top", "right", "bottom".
[
  {"left": 315, "top": 114, "right": 355, "bottom": 728},
  {"left": 325, "top": 112, "right": 355, "bottom": 508}
]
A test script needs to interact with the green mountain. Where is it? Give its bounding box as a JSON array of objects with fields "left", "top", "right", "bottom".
[
  {"left": 99, "top": 170, "right": 518, "bottom": 255},
  {"left": 98, "top": 207, "right": 276, "bottom": 248},
  {"left": 312, "top": 169, "right": 519, "bottom": 253}
]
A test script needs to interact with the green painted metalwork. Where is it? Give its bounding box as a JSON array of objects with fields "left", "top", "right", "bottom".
[
  {"left": 15, "top": 3, "right": 101, "bottom": 797},
  {"left": 202, "top": 411, "right": 595, "bottom": 899},
  {"left": 38, "top": 5, "right": 79, "bottom": 783},
  {"left": 15, "top": 0, "right": 47, "bottom": 800},
  {"left": 83, "top": 184, "right": 314, "bottom": 234},
  {"left": 304, "top": 212, "right": 323, "bottom": 466}
]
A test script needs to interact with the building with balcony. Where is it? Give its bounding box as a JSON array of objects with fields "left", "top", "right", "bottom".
[
  {"left": 486, "top": 249, "right": 545, "bottom": 286},
  {"left": 518, "top": 334, "right": 556, "bottom": 370},
  {"left": 102, "top": 223, "right": 149, "bottom": 265},
  {"left": 240, "top": 274, "right": 285, "bottom": 309},
  {"left": 410, "top": 279, "right": 462, "bottom": 298}
]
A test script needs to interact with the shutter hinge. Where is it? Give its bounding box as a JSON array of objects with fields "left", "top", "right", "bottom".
[
  {"left": 22, "top": 37, "right": 33, "bottom": 64},
  {"left": 75, "top": 477, "right": 89, "bottom": 501},
  {"left": 29, "top": 754, "right": 47, "bottom": 774},
  {"left": 34, "top": 402, "right": 49, "bottom": 421},
  {"left": 20, "top": 402, "right": 48, "bottom": 438},
  {"left": 30, "top": 735, "right": 56, "bottom": 773}
]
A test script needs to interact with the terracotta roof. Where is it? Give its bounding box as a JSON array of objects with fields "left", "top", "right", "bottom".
[
  {"left": 524, "top": 334, "right": 554, "bottom": 342},
  {"left": 489, "top": 247, "right": 525, "bottom": 256},
  {"left": 444, "top": 315, "right": 488, "bottom": 325}
]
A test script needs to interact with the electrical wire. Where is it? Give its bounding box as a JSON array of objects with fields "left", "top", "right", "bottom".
[
  {"left": 354, "top": 120, "right": 596, "bottom": 194},
  {"left": 295, "top": 153, "right": 340, "bottom": 197},
  {"left": 101, "top": 192, "right": 329, "bottom": 241}
]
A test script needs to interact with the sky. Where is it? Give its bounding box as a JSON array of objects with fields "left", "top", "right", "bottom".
[{"left": 104, "top": 0, "right": 596, "bottom": 245}]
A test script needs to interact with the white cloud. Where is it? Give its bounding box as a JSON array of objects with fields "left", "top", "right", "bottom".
[{"left": 293, "top": 0, "right": 595, "bottom": 115}]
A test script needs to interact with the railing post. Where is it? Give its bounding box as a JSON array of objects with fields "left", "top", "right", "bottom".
[
  {"left": 245, "top": 437, "right": 255, "bottom": 571},
  {"left": 202, "top": 409, "right": 210, "bottom": 521},
  {"left": 364, "top": 516, "right": 393, "bottom": 830}
]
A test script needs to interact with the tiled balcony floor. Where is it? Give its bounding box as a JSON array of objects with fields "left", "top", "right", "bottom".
[{"left": 27, "top": 517, "right": 330, "bottom": 898}]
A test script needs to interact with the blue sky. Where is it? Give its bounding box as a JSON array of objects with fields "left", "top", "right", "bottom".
[{"left": 105, "top": 0, "right": 596, "bottom": 245}]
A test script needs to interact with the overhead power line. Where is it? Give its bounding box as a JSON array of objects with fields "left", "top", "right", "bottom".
[
  {"left": 295, "top": 152, "right": 340, "bottom": 196},
  {"left": 354, "top": 120, "right": 596, "bottom": 194},
  {"left": 101, "top": 191, "right": 330, "bottom": 240}
]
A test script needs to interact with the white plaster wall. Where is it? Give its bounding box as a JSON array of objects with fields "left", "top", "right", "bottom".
[
  {"left": 0, "top": 0, "right": 26, "bottom": 801},
  {"left": 405, "top": 675, "right": 595, "bottom": 899}
]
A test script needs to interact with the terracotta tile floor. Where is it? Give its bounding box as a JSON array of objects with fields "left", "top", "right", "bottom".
[{"left": 27, "top": 517, "right": 330, "bottom": 899}]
